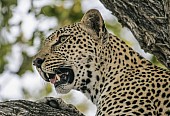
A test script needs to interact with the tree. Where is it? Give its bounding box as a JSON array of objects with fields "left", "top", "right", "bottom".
[
  {"left": 100, "top": 0, "right": 170, "bottom": 69},
  {"left": 0, "top": 0, "right": 169, "bottom": 115}
]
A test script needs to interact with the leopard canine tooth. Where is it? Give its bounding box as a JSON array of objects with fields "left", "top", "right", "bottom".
[
  {"left": 46, "top": 73, "right": 49, "bottom": 78},
  {"left": 56, "top": 74, "right": 60, "bottom": 81}
]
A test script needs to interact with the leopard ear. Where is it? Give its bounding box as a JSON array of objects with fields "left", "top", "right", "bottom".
[{"left": 81, "top": 9, "right": 108, "bottom": 43}]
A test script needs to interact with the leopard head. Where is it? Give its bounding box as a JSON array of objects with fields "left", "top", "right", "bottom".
[{"left": 33, "top": 9, "right": 108, "bottom": 95}]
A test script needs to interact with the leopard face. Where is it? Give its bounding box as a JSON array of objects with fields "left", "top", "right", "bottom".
[
  {"left": 33, "top": 9, "right": 107, "bottom": 95},
  {"left": 33, "top": 9, "right": 170, "bottom": 115}
]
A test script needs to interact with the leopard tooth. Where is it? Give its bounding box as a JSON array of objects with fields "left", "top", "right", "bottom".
[
  {"left": 46, "top": 73, "right": 49, "bottom": 78},
  {"left": 56, "top": 74, "right": 60, "bottom": 81}
]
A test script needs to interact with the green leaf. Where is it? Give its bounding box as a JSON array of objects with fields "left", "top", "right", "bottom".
[
  {"left": 40, "top": 5, "right": 56, "bottom": 17},
  {"left": 1, "top": 0, "right": 17, "bottom": 6}
]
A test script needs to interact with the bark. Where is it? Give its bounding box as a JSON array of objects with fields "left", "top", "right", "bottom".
[
  {"left": 0, "top": 98, "right": 84, "bottom": 116},
  {"left": 100, "top": 0, "right": 170, "bottom": 69}
]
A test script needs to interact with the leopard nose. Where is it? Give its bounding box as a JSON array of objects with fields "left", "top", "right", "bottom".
[{"left": 33, "top": 58, "right": 44, "bottom": 68}]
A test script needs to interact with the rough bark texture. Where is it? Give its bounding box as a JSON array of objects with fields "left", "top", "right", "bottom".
[
  {"left": 0, "top": 98, "right": 84, "bottom": 116},
  {"left": 100, "top": 0, "right": 170, "bottom": 69}
]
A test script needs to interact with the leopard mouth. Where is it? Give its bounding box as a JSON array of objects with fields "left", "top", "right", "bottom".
[{"left": 41, "top": 67, "right": 74, "bottom": 87}]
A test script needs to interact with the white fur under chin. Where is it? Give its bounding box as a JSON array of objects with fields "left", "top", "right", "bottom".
[{"left": 55, "top": 83, "right": 73, "bottom": 94}]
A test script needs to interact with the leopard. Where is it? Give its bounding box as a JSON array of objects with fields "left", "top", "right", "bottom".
[{"left": 33, "top": 9, "right": 170, "bottom": 115}]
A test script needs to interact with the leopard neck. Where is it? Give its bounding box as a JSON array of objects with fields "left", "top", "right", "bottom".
[{"left": 100, "top": 33, "right": 153, "bottom": 72}]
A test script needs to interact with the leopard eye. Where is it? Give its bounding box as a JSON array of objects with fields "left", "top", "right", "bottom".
[
  {"left": 54, "top": 35, "right": 69, "bottom": 46},
  {"left": 60, "top": 35, "right": 67, "bottom": 42}
]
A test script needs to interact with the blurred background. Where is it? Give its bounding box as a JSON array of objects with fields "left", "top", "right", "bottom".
[{"left": 0, "top": 0, "right": 164, "bottom": 115}]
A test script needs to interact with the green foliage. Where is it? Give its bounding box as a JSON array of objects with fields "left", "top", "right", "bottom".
[
  {"left": 16, "top": 52, "right": 33, "bottom": 76},
  {"left": 0, "top": 0, "right": 17, "bottom": 73},
  {"left": 0, "top": 0, "right": 17, "bottom": 28},
  {"left": 0, "top": 43, "right": 11, "bottom": 73},
  {"left": 0, "top": 0, "right": 83, "bottom": 75},
  {"left": 40, "top": 0, "right": 83, "bottom": 26}
]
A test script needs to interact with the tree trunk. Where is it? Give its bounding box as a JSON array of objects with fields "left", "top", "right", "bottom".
[
  {"left": 100, "top": 0, "right": 170, "bottom": 69},
  {"left": 0, "top": 0, "right": 170, "bottom": 115}
]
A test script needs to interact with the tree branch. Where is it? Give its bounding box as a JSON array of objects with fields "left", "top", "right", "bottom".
[
  {"left": 0, "top": 98, "right": 84, "bottom": 116},
  {"left": 100, "top": 0, "right": 170, "bottom": 69}
]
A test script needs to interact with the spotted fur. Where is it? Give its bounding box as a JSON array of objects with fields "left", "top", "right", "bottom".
[{"left": 34, "top": 9, "right": 170, "bottom": 115}]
